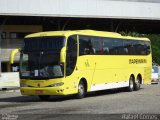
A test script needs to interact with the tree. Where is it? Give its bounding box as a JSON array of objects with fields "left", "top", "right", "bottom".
[{"left": 147, "top": 34, "right": 160, "bottom": 65}]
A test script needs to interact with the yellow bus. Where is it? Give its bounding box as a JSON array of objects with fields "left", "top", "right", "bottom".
[{"left": 12, "top": 30, "right": 152, "bottom": 100}]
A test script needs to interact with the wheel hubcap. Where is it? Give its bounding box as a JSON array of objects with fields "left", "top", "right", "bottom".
[
  {"left": 78, "top": 84, "right": 84, "bottom": 95},
  {"left": 130, "top": 80, "right": 134, "bottom": 89},
  {"left": 137, "top": 80, "right": 140, "bottom": 87}
]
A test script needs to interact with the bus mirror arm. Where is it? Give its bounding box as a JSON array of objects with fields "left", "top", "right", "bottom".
[{"left": 10, "top": 48, "right": 21, "bottom": 64}]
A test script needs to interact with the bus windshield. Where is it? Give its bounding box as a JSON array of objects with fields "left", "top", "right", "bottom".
[{"left": 20, "top": 36, "right": 65, "bottom": 79}]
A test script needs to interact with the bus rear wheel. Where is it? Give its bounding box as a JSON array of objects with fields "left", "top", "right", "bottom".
[
  {"left": 127, "top": 76, "right": 134, "bottom": 92},
  {"left": 76, "top": 81, "right": 86, "bottom": 99},
  {"left": 38, "top": 95, "right": 50, "bottom": 101},
  {"left": 134, "top": 76, "right": 141, "bottom": 91}
]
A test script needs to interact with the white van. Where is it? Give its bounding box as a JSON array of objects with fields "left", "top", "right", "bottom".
[{"left": 152, "top": 66, "right": 159, "bottom": 83}]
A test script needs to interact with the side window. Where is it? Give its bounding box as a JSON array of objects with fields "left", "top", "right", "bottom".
[
  {"left": 134, "top": 41, "right": 142, "bottom": 55},
  {"left": 79, "top": 36, "right": 103, "bottom": 55},
  {"left": 102, "top": 38, "right": 112, "bottom": 55},
  {"left": 129, "top": 40, "right": 137, "bottom": 55},
  {"left": 108, "top": 38, "right": 124, "bottom": 55},
  {"left": 79, "top": 36, "right": 94, "bottom": 55},
  {"left": 114, "top": 39, "right": 124, "bottom": 55},
  {"left": 136, "top": 41, "right": 151, "bottom": 55},
  {"left": 66, "top": 35, "right": 77, "bottom": 76},
  {"left": 124, "top": 40, "right": 133, "bottom": 55},
  {"left": 92, "top": 37, "right": 103, "bottom": 55},
  {"left": 103, "top": 38, "right": 128, "bottom": 55},
  {"left": 124, "top": 40, "right": 151, "bottom": 55},
  {"left": 144, "top": 41, "right": 151, "bottom": 55},
  {"left": 139, "top": 41, "right": 146, "bottom": 55}
]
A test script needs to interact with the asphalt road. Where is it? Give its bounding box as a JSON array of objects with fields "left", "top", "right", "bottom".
[{"left": 0, "top": 83, "right": 160, "bottom": 120}]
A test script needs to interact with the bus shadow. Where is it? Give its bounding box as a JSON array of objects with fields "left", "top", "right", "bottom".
[
  {"left": 48, "top": 88, "right": 144, "bottom": 101},
  {"left": 0, "top": 96, "right": 39, "bottom": 102},
  {"left": 88, "top": 87, "right": 143, "bottom": 97},
  {"left": 0, "top": 88, "right": 144, "bottom": 102},
  {"left": 0, "top": 94, "right": 74, "bottom": 102}
]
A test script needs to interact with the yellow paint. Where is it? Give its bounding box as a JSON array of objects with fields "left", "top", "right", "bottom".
[{"left": 10, "top": 49, "right": 19, "bottom": 64}]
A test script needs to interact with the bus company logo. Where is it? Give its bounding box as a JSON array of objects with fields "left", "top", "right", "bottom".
[{"left": 129, "top": 59, "right": 147, "bottom": 64}]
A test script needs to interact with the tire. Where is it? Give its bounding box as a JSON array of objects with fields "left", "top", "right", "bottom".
[
  {"left": 127, "top": 76, "right": 134, "bottom": 92},
  {"left": 134, "top": 76, "right": 141, "bottom": 91},
  {"left": 76, "top": 81, "right": 86, "bottom": 99},
  {"left": 38, "top": 95, "right": 50, "bottom": 101}
]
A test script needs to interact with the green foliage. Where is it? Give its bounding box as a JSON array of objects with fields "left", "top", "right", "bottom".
[
  {"left": 146, "top": 34, "right": 160, "bottom": 65},
  {"left": 120, "top": 31, "right": 144, "bottom": 37},
  {"left": 119, "top": 31, "right": 160, "bottom": 65}
]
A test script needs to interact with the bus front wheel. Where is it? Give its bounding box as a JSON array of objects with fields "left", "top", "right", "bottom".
[{"left": 76, "top": 81, "right": 86, "bottom": 99}]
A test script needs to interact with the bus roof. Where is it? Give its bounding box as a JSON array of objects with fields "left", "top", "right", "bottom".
[{"left": 25, "top": 30, "right": 150, "bottom": 41}]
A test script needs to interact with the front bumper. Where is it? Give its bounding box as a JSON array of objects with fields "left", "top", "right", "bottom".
[{"left": 20, "top": 86, "right": 67, "bottom": 96}]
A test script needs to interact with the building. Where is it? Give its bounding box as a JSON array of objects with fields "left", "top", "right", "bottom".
[{"left": 0, "top": 0, "right": 160, "bottom": 72}]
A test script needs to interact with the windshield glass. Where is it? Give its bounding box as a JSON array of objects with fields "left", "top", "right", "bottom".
[
  {"left": 20, "top": 36, "right": 65, "bottom": 79},
  {"left": 23, "top": 36, "right": 65, "bottom": 52}
]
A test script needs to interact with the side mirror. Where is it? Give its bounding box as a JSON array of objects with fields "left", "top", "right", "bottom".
[
  {"left": 10, "top": 49, "right": 20, "bottom": 64},
  {"left": 60, "top": 47, "right": 66, "bottom": 63}
]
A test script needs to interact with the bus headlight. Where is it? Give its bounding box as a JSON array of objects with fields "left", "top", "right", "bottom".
[
  {"left": 50, "top": 82, "right": 64, "bottom": 87},
  {"left": 20, "top": 83, "right": 28, "bottom": 87}
]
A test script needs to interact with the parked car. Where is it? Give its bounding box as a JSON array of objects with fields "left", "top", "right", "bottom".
[{"left": 152, "top": 66, "right": 159, "bottom": 83}]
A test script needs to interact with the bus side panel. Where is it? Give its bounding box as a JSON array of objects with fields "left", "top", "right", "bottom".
[
  {"left": 76, "top": 56, "right": 96, "bottom": 92},
  {"left": 90, "top": 56, "right": 130, "bottom": 91},
  {"left": 92, "top": 56, "right": 130, "bottom": 83},
  {"left": 143, "top": 54, "right": 152, "bottom": 84},
  {"left": 88, "top": 55, "right": 152, "bottom": 91},
  {"left": 144, "top": 67, "right": 152, "bottom": 84}
]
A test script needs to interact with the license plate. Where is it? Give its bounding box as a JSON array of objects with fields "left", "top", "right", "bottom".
[{"left": 35, "top": 90, "right": 43, "bottom": 94}]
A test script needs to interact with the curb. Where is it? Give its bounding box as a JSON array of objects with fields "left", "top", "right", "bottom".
[{"left": 0, "top": 87, "right": 20, "bottom": 92}]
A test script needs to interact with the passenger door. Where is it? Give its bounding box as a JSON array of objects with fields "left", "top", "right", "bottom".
[
  {"left": 65, "top": 35, "right": 78, "bottom": 94},
  {"left": 66, "top": 35, "right": 78, "bottom": 76}
]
